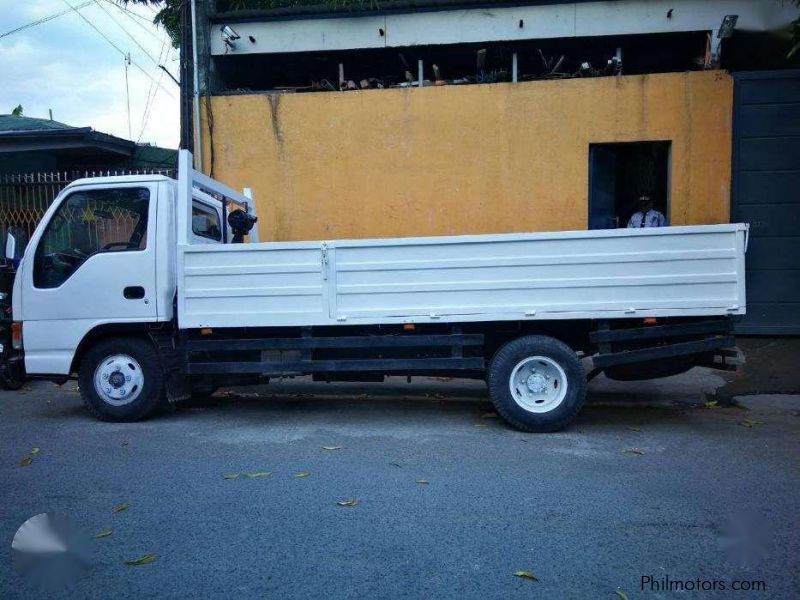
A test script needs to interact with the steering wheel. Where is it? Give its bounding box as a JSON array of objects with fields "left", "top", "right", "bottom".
[
  {"left": 100, "top": 242, "right": 138, "bottom": 251},
  {"left": 50, "top": 249, "right": 87, "bottom": 266}
]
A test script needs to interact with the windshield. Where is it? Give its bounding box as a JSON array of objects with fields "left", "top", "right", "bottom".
[{"left": 33, "top": 187, "right": 150, "bottom": 289}]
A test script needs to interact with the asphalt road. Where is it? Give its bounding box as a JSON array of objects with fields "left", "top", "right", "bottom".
[{"left": 1, "top": 372, "right": 798, "bottom": 599}]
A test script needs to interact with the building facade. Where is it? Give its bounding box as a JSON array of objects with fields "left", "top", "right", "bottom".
[{"left": 191, "top": 0, "right": 799, "bottom": 332}]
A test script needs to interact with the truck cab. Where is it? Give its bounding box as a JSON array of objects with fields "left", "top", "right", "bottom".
[{"left": 10, "top": 175, "right": 227, "bottom": 377}]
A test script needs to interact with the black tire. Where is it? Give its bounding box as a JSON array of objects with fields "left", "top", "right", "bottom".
[
  {"left": 78, "top": 337, "right": 165, "bottom": 422},
  {"left": 488, "top": 335, "right": 586, "bottom": 432},
  {"left": 0, "top": 373, "right": 25, "bottom": 392}
]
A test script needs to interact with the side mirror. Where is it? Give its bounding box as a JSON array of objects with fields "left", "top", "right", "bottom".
[{"left": 4, "top": 227, "right": 27, "bottom": 266}]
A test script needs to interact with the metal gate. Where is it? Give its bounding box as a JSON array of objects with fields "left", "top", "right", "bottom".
[
  {"left": 0, "top": 168, "right": 174, "bottom": 247},
  {"left": 732, "top": 70, "right": 800, "bottom": 334}
]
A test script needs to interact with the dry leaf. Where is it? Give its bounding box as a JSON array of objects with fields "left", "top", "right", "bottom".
[
  {"left": 30, "top": 447, "right": 40, "bottom": 455},
  {"left": 415, "top": 479, "right": 430, "bottom": 485},
  {"left": 473, "top": 423, "right": 488, "bottom": 428},
  {"left": 125, "top": 553, "right": 156, "bottom": 566},
  {"left": 704, "top": 400, "right": 719, "bottom": 409},
  {"left": 615, "top": 591, "right": 630, "bottom": 600},
  {"left": 482, "top": 412, "right": 498, "bottom": 419},
  {"left": 321, "top": 445, "right": 342, "bottom": 451},
  {"left": 337, "top": 499, "right": 359, "bottom": 507},
  {"left": 627, "top": 426, "right": 641, "bottom": 433},
  {"left": 295, "top": 471, "right": 311, "bottom": 478},
  {"left": 121, "top": 440, "right": 129, "bottom": 447},
  {"left": 243, "top": 471, "right": 271, "bottom": 478},
  {"left": 513, "top": 570, "right": 539, "bottom": 581},
  {"left": 623, "top": 447, "right": 645, "bottom": 456},
  {"left": 389, "top": 462, "right": 402, "bottom": 468},
  {"left": 223, "top": 473, "right": 240, "bottom": 480},
  {"left": 94, "top": 529, "right": 113, "bottom": 539},
  {"left": 19, "top": 456, "right": 32, "bottom": 467},
  {"left": 112, "top": 501, "right": 130, "bottom": 513}
]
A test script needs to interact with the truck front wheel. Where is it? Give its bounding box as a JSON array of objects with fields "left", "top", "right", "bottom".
[
  {"left": 488, "top": 335, "right": 586, "bottom": 432},
  {"left": 78, "top": 337, "right": 164, "bottom": 422}
]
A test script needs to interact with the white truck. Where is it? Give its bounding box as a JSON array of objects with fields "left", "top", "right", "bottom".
[{"left": 2, "top": 151, "right": 746, "bottom": 431}]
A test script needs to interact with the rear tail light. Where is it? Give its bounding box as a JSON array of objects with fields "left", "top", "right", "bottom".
[{"left": 11, "top": 322, "right": 23, "bottom": 350}]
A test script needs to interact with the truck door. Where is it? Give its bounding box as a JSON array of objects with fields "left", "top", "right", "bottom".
[{"left": 20, "top": 183, "right": 158, "bottom": 375}]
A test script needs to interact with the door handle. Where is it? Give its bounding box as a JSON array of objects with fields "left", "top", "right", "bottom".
[{"left": 123, "top": 286, "right": 145, "bottom": 300}]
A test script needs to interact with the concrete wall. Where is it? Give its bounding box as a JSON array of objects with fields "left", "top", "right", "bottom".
[{"left": 201, "top": 70, "right": 732, "bottom": 241}]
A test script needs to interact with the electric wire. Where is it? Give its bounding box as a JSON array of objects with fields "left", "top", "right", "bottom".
[
  {"left": 0, "top": 1, "right": 96, "bottom": 40},
  {"left": 59, "top": 0, "right": 176, "bottom": 99},
  {"left": 95, "top": 0, "right": 163, "bottom": 68},
  {"left": 100, "top": 0, "right": 163, "bottom": 43}
]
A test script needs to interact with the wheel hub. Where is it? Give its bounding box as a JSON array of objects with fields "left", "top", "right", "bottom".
[
  {"left": 108, "top": 372, "right": 126, "bottom": 388},
  {"left": 526, "top": 372, "right": 548, "bottom": 394},
  {"left": 508, "top": 355, "right": 569, "bottom": 414},
  {"left": 93, "top": 354, "right": 144, "bottom": 407}
]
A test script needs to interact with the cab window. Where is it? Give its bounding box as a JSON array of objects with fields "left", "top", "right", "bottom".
[
  {"left": 34, "top": 187, "right": 150, "bottom": 289},
  {"left": 192, "top": 202, "right": 222, "bottom": 241}
]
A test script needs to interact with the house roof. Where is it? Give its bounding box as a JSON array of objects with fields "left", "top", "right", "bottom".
[
  {"left": 0, "top": 114, "right": 176, "bottom": 167},
  {"left": 0, "top": 114, "right": 73, "bottom": 133}
]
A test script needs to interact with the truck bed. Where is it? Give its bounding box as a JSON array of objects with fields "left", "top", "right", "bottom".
[{"left": 177, "top": 224, "right": 747, "bottom": 329}]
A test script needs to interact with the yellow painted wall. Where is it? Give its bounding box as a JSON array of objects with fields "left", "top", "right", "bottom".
[{"left": 201, "top": 70, "right": 732, "bottom": 241}]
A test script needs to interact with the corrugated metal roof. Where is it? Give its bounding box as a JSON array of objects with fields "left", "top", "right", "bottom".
[{"left": 0, "top": 114, "right": 73, "bottom": 133}]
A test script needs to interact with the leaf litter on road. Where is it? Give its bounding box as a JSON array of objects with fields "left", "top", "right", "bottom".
[
  {"left": 112, "top": 501, "right": 130, "bottom": 513},
  {"left": 30, "top": 447, "right": 40, "bottom": 455},
  {"left": 19, "top": 456, "right": 33, "bottom": 467},
  {"left": 94, "top": 530, "right": 113, "bottom": 539},
  {"left": 623, "top": 447, "right": 645, "bottom": 456},
  {"left": 321, "top": 445, "right": 342, "bottom": 451},
  {"left": 415, "top": 479, "right": 430, "bottom": 485},
  {"left": 615, "top": 590, "right": 630, "bottom": 600},
  {"left": 223, "top": 473, "right": 240, "bottom": 480},
  {"left": 513, "top": 570, "right": 539, "bottom": 581},
  {"left": 243, "top": 471, "right": 271, "bottom": 478},
  {"left": 295, "top": 471, "right": 311, "bottom": 478},
  {"left": 739, "top": 418, "right": 763, "bottom": 428},
  {"left": 337, "top": 499, "right": 359, "bottom": 507},
  {"left": 125, "top": 553, "right": 156, "bottom": 566}
]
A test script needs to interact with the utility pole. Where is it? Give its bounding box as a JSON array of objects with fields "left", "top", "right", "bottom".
[
  {"left": 190, "top": 0, "right": 203, "bottom": 171},
  {"left": 179, "top": 0, "right": 194, "bottom": 153},
  {"left": 124, "top": 52, "right": 132, "bottom": 140}
]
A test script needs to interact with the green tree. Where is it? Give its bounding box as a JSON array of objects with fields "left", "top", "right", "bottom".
[{"left": 11, "top": 104, "right": 23, "bottom": 116}]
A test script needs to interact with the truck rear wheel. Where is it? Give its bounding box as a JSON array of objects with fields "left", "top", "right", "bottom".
[
  {"left": 488, "top": 335, "right": 586, "bottom": 432},
  {"left": 78, "top": 337, "right": 164, "bottom": 422}
]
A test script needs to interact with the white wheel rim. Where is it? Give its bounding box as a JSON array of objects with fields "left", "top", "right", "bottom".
[
  {"left": 93, "top": 354, "right": 144, "bottom": 406},
  {"left": 508, "top": 355, "right": 568, "bottom": 413}
]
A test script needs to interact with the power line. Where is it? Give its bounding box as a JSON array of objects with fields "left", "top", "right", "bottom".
[
  {"left": 59, "top": 0, "right": 176, "bottom": 99},
  {"left": 95, "top": 0, "right": 163, "bottom": 68},
  {"left": 0, "top": 1, "right": 96, "bottom": 40},
  {"left": 100, "top": 0, "right": 163, "bottom": 43},
  {"left": 137, "top": 40, "right": 167, "bottom": 142}
]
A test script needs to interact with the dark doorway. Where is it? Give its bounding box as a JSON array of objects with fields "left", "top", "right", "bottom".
[{"left": 588, "top": 141, "right": 671, "bottom": 229}]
